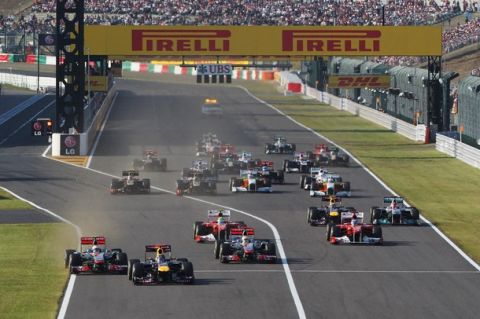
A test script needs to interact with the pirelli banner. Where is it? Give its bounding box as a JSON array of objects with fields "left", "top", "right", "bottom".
[
  {"left": 84, "top": 26, "right": 442, "bottom": 57},
  {"left": 328, "top": 75, "right": 391, "bottom": 89}
]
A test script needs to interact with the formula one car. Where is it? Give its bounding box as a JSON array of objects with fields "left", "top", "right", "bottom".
[
  {"left": 229, "top": 170, "right": 272, "bottom": 193},
  {"left": 110, "top": 170, "right": 151, "bottom": 194},
  {"left": 193, "top": 209, "right": 247, "bottom": 242},
  {"left": 248, "top": 160, "right": 284, "bottom": 184},
  {"left": 210, "top": 144, "right": 243, "bottom": 174},
  {"left": 265, "top": 136, "right": 296, "bottom": 154},
  {"left": 176, "top": 170, "right": 217, "bottom": 195},
  {"left": 307, "top": 196, "right": 360, "bottom": 226},
  {"left": 65, "top": 236, "right": 128, "bottom": 274},
  {"left": 283, "top": 152, "right": 315, "bottom": 173},
  {"left": 326, "top": 214, "right": 383, "bottom": 245},
  {"left": 217, "top": 228, "right": 277, "bottom": 263},
  {"left": 182, "top": 160, "right": 217, "bottom": 180},
  {"left": 201, "top": 98, "right": 223, "bottom": 117},
  {"left": 195, "top": 133, "right": 221, "bottom": 157},
  {"left": 128, "top": 244, "right": 194, "bottom": 285},
  {"left": 300, "top": 168, "right": 350, "bottom": 197},
  {"left": 312, "top": 144, "right": 349, "bottom": 166},
  {"left": 370, "top": 197, "right": 420, "bottom": 225},
  {"left": 132, "top": 150, "right": 167, "bottom": 172}
]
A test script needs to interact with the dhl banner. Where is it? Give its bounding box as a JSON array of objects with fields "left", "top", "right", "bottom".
[
  {"left": 85, "top": 26, "right": 442, "bottom": 57},
  {"left": 328, "top": 75, "right": 391, "bottom": 88},
  {"left": 85, "top": 76, "right": 109, "bottom": 92}
]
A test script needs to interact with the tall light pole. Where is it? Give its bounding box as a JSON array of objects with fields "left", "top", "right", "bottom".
[{"left": 86, "top": 48, "right": 91, "bottom": 107}]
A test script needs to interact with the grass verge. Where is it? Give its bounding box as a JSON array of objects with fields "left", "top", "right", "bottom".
[
  {"left": 0, "top": 189, "right": 33, "bottom": 210},
  {"left": 0, "top": 223, "right": 77, "bottom": 319},
  {"left": 240, "top": 80, "right": 480, "bottom": 263}
]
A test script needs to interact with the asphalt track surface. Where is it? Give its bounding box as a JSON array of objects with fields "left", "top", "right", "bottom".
[
  {"left": 0, "top": 76, "right": 478, "bottom": 318},
  {"left": 0, "top": 88, "right": 34, "bottom": 115}
]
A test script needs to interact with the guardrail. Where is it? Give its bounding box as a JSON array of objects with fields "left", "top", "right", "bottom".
[
  {"left": 0, "top": 72, "right": 56, "bottom": 92},
  {"left": 304, "top": 86, "right": 427, "bottom": 143},
  {"left": 436, "top": 133, "right": 480, "bottom": 168}
]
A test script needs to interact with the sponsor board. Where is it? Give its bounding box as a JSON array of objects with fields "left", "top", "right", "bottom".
[
  {"left": 328, "top": 75, "right": 391, "bottom": 88},
  {"left": 60, "top": 135, "right": 80, "bottom": 156},
  {"left": 85, "top": 76, "right": 109, "bottom": 92},
  {"left": 85, "top": 26, "right": 442, "bottom": 57},
  {"left": 196, "top": 64, "right": 232, "bottom": 75}
]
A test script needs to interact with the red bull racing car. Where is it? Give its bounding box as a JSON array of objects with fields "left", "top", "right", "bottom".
[{"left": 65, "top": 236, "right": 128, "bottom": 274}]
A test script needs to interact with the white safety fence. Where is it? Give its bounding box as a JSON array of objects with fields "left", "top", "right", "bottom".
[
  {"left": 0, "top": 72, "right": 57, "bottom": 92},
  {"left": 436, "top": 134, "right": 480, "bottom": 168},
  {"left": 304, "top": 86, "right": 427, "bottom": 143}
]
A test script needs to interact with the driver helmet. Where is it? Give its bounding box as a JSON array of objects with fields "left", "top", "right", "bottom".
[
  {"left": 242, "top": 235, "right": 250, "bottom": 245},
  {"left": 327, "top": 177, "right": 334, "bottom": 183},
  {"left": 156, "top": 248, "right": 166, "bottom": 263},
  {"left": 262, "top": 166, "right": 269, "bottom": 172},
  {"left": 217, "top": 216, "right": 225, "bottom": 224},
  {"left": 91, "top": 245, "right": 101, "bottom": 253},
  {"left": 391, "top": 201, "right": 397, "bottom": 209},
  {"left": 351, "top": 213, "right": 358, "bottom": 226}
]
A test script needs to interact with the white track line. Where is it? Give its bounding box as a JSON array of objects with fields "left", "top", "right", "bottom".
[
  {"left": 86, "top": 92, "right": 119, "bottom": 168},
  {"left": 0, "top": 99, "right": 55, "bottom": 146},
  {"left": 194, "top": 269, "right": 479, "bottom": 274},
  {"left": 239, "top": 85, "right": 480, "bottom": 272},
  {"left": 0, "top": 186, "right": 82, "bottom": 319}
]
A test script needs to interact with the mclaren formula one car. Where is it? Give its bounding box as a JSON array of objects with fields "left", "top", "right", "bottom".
[
  {"left": 312, "top": 144, "right": 349, "bottom": 166},
  {"left": 229, "top": 170, "right": 272, "bottom": 193},
  {"left": 132, "top": 150, "right": 167, "bottom": 172},
  {"left": 65, "top": 236, "right": 128, "bottom": 274},
  {"left": 265, "top": 136, "right": 296, "bottom": 154},
  {"left": 370, "top": 197, "right": 420, "bottom": 225},
  {"left": 110, "top": 170, "right": 151, "bottom": 194},
  {"left": 194, "top": 209, "right": 247, "bottom": 242},
  {"left": 326, "top": 213, "right": 383, "bottom": 245},
  {"left": 216, "top": 228, "right": 277, "bottom": 263},
  {"left": 128, "top": 244, "right": 194, "bottom": 285},
  {"left": 283, "top": 152, "right": 315, "bottom": 173},
  {"left": 307, "top": 196, "right": 360, "bottom": 226}
]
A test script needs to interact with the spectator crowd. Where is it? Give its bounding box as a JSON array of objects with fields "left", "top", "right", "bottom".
[{"left": 0, "top": 0, "right": 479, "bottom": 70}]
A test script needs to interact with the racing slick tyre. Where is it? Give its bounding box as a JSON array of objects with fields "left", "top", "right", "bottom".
[
  {"left": 372, "top": 225, "right": 383, "bottom": 245},
  {"left": 218, "top": 229, "right": 227, "bottom": 241},
  {"left": 283, "top": 160, "right": 290, "bottom": 172},
  {"left": 128, "top": 259, "right": 140, "bottom": 280},
  {"left": 159, "top": 158, "right": 167, "bottom": 171},
  {"left": 116, "top": 253, "right": 128, "bottom": 269},
  {"left": 181, "top": 261, "right": 195, "bottom": 284},
  {"left": 219, "top": 242, "right": 232, "bottom": 263},
  {"left": 342, "top": 181, "right": 351, "bottom": 192},
  {"left": 214, "top": 239, "right": 222, "bottom": 259},
  {"left": 299, "top": 175, "right": 306, "bottom": 189},
  {"left": 410, "top": 207, "right": 420, "bottom": 221},
  {"left": 265, "top": 243, "right": 277, "bottom": 263},
  {"left": 278, "top": 170, "right": 285, "bottom": 184},
  {"left": 307, "top": 207, "right": 316, "bottom": 225},
  {"left": 65, "top": 249, "right": 75, "bottom": 268},
  {"left": 326, "top": 223, "right": 333, "bottom": 241},
  {"left": 132, "top": 263, "right": 145, "bottom": 285},
  {"left": 69, "top": 253, "right": 82, "bottom": 274},
  {"left": 370, "top": 206, "right": 379, "bottom": 224},
  {"left": 193, "top": 222, "right": 208, "bottom": 239},
  {"left": 142, "top": 179, "right": 151, "bottom": 193}
]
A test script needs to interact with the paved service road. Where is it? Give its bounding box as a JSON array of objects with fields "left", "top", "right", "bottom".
[{"left": 0, "top": 77, "right": 478, "bottom": 318}]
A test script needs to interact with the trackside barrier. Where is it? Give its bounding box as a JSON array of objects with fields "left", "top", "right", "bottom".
[
  {"left": 52, "top": 86, "right": 116, "bottom": 156},
  {"left": 436, "top": 134, "right": 480, "bottom": 169},
  {"left": 0, "top": 72, "right": 56, "bottom": 92},
  {"left": 303, "top": 85, "right": 427, "bottom": 143}
]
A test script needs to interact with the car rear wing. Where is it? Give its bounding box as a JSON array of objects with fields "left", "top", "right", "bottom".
[
  {"left": 239, "top": 169, "right": 260, "bottom": 177},
  {"left": 144, "top": 150, "right": 158, "bottom": 156},
  {"left": 239, "top": 152, "right": 252, "bottom": 160},
  {"left": 207, "top": 209, "right": 231, "bottom": 222},
  {"left": 314, "top": 144, "right": 328, "bottom": 151},
  {"left": 384, "top": 197, "right": 404, "bottom": 204},
  {"left": 309, "top": 167, "right": 328, "bottom": 175},
  {"left": 81, "top": 236, "right": 106, "bottom": 245},
  {"left": 122, "top": 170, "right": 139, "bottom": 177},
  {"left": 294, "top": 151, "right": 310, "bottom": 159},
  {"left": 145, "top": 244, "right": 171, "bottom": 253},
  {"left": 230, "top": 227, "right": 254, "bottom": 240},
  {"left": 256, "top": 160, "right": 274, "bottom": 168},
  {"left": 340, "top": 211, "right": 364, "bottom": 224}
]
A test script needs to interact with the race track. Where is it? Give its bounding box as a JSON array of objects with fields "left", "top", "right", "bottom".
[{"left": 1, "top": 77, "right": 479, "bottom": 318}]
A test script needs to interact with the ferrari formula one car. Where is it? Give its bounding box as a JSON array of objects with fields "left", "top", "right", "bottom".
[
  {"left": 312, "top": 144, "right": 349, "bottom": 166},
  {"left": 229, "top": 170, "right": 272, "bottom": 193},
  {"left": 132, "top": 150, "right": 167, "bottom": 172},
  {"left": 300, "top": 168, "right": 350, "bottom": 197},
  {"left": 216, "top": 228, "right": 277, "bottom": 263},
  {"left": 65, "top": 236, "right": 128, "bottom": 274},
  {"left": 326, "top": 213, "right": 383, "bottom": 245},
  {"left": 283, "top": 152, "right": 315, "bottom": 173},
  {"left": 110, "top": 170, "right": 151, "bottom": 194},
  {"left": 370, "top": 197, "right": 420, "bottom": 225},
  {"left": 201, "top": 98, "right": 223, "bottom": 117},
  {"left": 176, "top": 170, "right": 217, "bottom": 195},
  {"left": 128, "top": 244, "right": 194, "bottom": 285},
  {"left": 307, "top": 196, "right": 360, "bottom": 226},
  {"left": 193, "top": 209, "right": 247, "bottom": 242},
  {"left": 265, "top": 136, "right": 296, "bottom": 154}
]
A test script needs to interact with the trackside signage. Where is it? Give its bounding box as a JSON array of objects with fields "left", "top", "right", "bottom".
[
  {"left": 328, "top": 75, "right": 391, "bottom": 88},
  {"left": 85, "top": 26, "right": 442, "bottom": 57}
]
